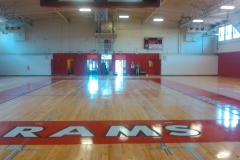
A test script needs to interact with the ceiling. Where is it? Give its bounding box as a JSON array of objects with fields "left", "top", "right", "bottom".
[{"left": 0, "top": 0, "right": 240, "bottom": 31}]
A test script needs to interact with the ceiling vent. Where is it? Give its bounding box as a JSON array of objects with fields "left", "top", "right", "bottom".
[
  {"left": 186, "top": 28, "right": 206, "bottom": 33},
  {"left": 4, "top": 27, "right": 25, "bottom": 32}
]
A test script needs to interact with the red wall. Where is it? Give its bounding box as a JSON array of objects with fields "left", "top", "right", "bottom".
[
  {"left": 73, "top": 54, "right": 87, "bottom": 75},
  {"left": 52, "top": 53, "right": 71, "bottom": 75},
  {"left": 218, "top": 51, "right": 240, "bottom": 77},
  {"left": 115, "top": 53, "right": 160, "bottom": 75},
  {"left": 52, "top": 53, "right": 160, "bottom": 75}
]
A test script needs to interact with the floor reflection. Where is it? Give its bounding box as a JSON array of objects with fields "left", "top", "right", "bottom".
[
  {"left": 217, "top": 105, "right": 239, "bottom": 129},
  {"left": 115, "top": 75, "right": 124, "bottom": 92},
  {"left": 87, "top": 76, "right": 98, "bottom": 97}
]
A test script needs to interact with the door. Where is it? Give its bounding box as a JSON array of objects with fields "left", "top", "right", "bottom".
[
  {"left": 115, "top": 60, "right": 126, "bottom": 76},
  {"left": 148, "top": 60, "right": 155, "bottom": 75},
  {"left": 67, "top": 59, "right": 74, "bottom": 75}
]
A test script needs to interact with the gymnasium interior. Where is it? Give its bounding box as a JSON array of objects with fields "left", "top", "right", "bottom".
[{"left": 0, "top": 0, "right": 240, "bottom": 159}]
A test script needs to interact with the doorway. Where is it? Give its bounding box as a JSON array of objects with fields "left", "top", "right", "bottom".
[
  {"left": 87, "top": 59, "right": 98, "bottom": 75},
  {"left": 67, "top": 59, "right": 74, "bottom": 75},
  {"left": 101, "top": 60, "right": 112, "bottom": 75},
  {"left": 101, "top": 54, "right": 112, "bottom": 75},
  {"left": 115, "top": 60, "right": 126, "bottom": 76}
]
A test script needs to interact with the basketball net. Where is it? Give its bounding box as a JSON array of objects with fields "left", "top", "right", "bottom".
[
  {"left": 94, "top": 8, "right": 108, "bottom": 22},
  {"left": 94, "top": 8, "right": 110, "bottom": 54}
]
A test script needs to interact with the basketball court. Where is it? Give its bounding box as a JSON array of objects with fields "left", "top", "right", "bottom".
[
  {"left": 1, "top": 0, "right": 240, "bottom": 159},
  {"left": 0, "top": 76, "right": 240, "bottom": 159}
]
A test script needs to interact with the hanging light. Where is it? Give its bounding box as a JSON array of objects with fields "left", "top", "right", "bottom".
[
  {"left": 193, "top": 19, "right": 203, "bottom": 22},
  {"left": 79, "top": 8, "right": 91, "bottom": 12},
  {"left": 220, "top": 6, "right": 235, "bottom": 9},
  {"left": 153, "top": 18, "right": 164, "bottom": 21},
  {"left": 119, "top": 15, "right": 129, "bottom": 18}
]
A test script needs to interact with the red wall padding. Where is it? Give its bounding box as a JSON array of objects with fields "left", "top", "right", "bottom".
[
  {"left": 218, "top": 52, "right": 240, "bottom": 77},
  {"left": 52, "top": 53, "right": 87, "bottom": 75},
  {"left": 52, "top": 53, "right": 160, "bottom": 75},
  {"left": 52, "top": 53, "right": 70, "bottom": 75},
  {"left": 73, "top": 54, "right": 87, "bottom": 75}
]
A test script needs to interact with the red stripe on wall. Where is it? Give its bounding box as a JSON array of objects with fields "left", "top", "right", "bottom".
[{"left": 115, "top": 54, "right": 126, "bottom": 59}]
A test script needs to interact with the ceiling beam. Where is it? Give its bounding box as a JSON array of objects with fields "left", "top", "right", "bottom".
[
  {"left": 142, "top": 8, "right": 159, "bottom": 24},
  {"left": 120, "top": 8, "right": 183, "bottom": 15},
  {"left": 53, "top": 8, "right": 70, "bottom": 24},
  {"left": 15, "top": 8, "right": 182, "bottom": 16},
  {"left": 142, "top": 0, "right": 168, "bottom": 24},
  {"left": 113, "top": 8, "right": 118, "bottom": 21},
  {"left": 1, "top": 5, "right": 32, "bottom": 26},
  {"left": 13, "top": 8, "right": 78, "bottom": 15},
  {"left": 179, "top": 0, "right": 235, "bottom": 27},
  {"left": 161, "top": 0, "right": 168, "bottom": 6}
]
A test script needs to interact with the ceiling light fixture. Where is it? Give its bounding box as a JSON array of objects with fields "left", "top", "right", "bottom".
[
  {"left": 153, "top": 18, "right": 164, "bottom": 21},
  {"left": 79, "top": 8, "right": 91, "bottom": 12},
  {"left": 193, "top": 19, "right": 203, "bottom": 23},
  {"left": 220, "top": 6, "right": 235, "bottom": 9},
  {"left": 119, "top": 15, "right": 129, "bottom": 18}
]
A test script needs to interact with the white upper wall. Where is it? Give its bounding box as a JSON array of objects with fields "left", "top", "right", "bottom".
[
  {"left": 161, "top": 55, "right": 218, "bottom": 75},
  {"left": 0, "top": 55, "right": 51, "bottom": 75},
  {"left": 179, "top": 28, "right": 217, "bottom": 55},
  {"left": 216, "top": 38, "right": 240, "bottom": 53},
  {"left": 0, "top": 19, "right": 216, "bottom": 55}
]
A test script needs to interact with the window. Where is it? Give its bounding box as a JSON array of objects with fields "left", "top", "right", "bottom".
[
  {"left": 218, "top": 24, "right": 240, "bottom": 41},
  {"left": 219, "top": 26, "right": 225, "bottom": 41},
  {"left": 233, "top": 27, "right": 240, "bottom": 39},
  {"left": 225, "top": 25, "right": 232, "bottom": 40}
]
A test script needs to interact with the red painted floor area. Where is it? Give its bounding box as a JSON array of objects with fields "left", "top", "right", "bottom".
[
  {"left": 0, "top": 120, "right": 239, "bottom": 145},
  {"left": 150, "top": 78, "right": 240, "bottom": 116},
  {"left": 0, "top": 79, "right": 61, "bottom": 104}
]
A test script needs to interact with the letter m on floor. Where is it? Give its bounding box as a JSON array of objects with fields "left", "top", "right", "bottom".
[{"left": 105, "top": 125, "right": 161, "bottom": 137}]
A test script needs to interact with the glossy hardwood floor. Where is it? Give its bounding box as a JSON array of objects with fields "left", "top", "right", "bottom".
[{"left": 0, "top": 76, "right": 240, "bottom": 160}]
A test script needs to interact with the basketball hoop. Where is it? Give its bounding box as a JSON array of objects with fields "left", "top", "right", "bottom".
[
  {"left": 94, "top": 8, "right": 108, "bottom": 22},
  {"left": 94, "top": 8, "right": 113, "bottom": 55}
]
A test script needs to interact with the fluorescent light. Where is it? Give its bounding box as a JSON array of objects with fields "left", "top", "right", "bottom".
[
  {"left": 79, "top": 8, "right": 91, "bottom": 12},
  {"left": 193, "top": 19, "right": 203, "bottom": 22},
  {"left": 153, "top": 18, "right": 164, "bottom": 21},
  {"left": 119, "top": 15, "right": 129, "bottom": 18},
  {"left": 220, "top": 6, "right": 235, "bottom": 9}
]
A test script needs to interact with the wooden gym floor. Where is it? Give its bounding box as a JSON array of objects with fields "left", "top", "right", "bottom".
[{"left": 0, "top": 75, "right": 240, "bottom": 160}]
